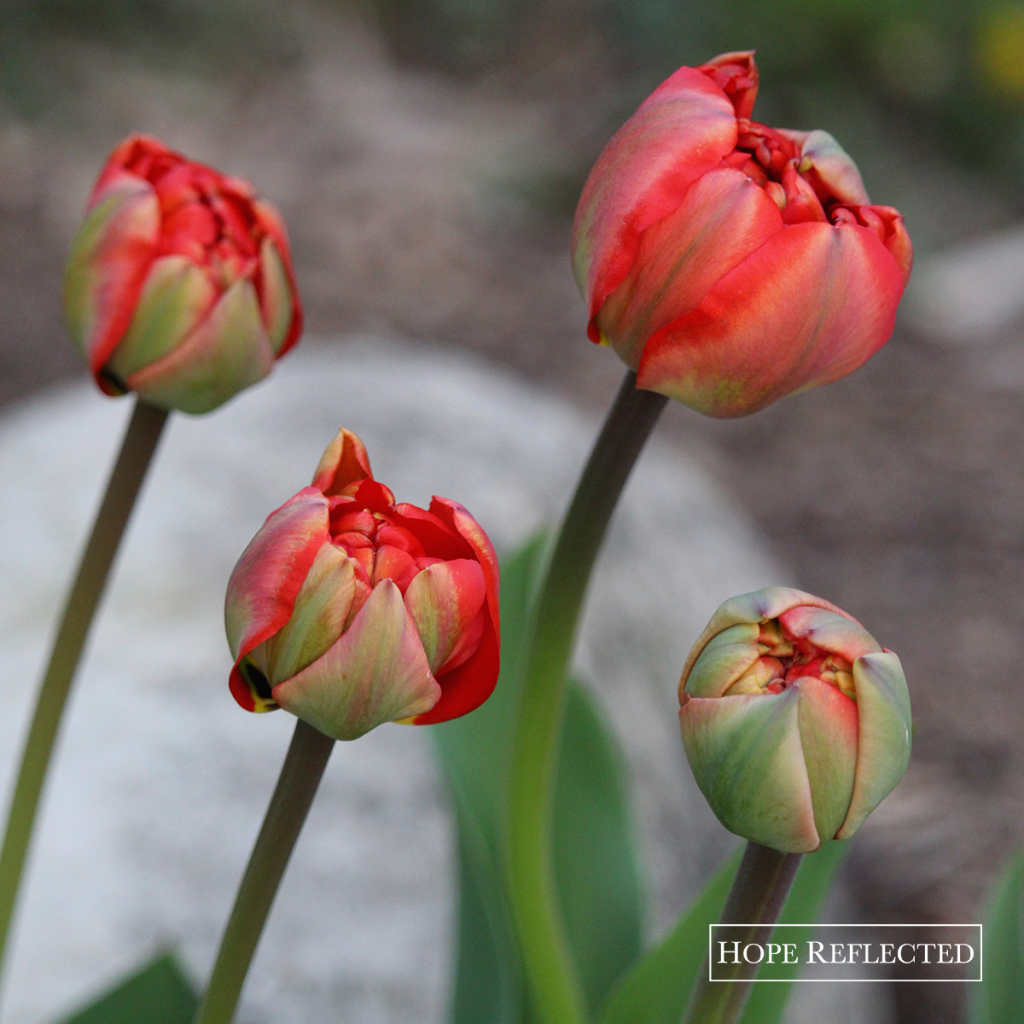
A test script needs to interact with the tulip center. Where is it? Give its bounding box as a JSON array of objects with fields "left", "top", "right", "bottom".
[
  {"left": 724, "top": 619, "right": 856, "bottom": 700},
  {"left": 123, "top": 141, "right": 264, "bottom": 287},
  {"left": 723, "top": 122, "right": 844, "bottom": 227},
  {"left": 330, "top": 500, "right": 441, "bottom": 600},
  {"left": 326, "top": 486, "right": 487, "bottom": 673}
]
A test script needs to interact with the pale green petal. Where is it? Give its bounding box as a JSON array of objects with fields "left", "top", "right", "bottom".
[
  {"left": 404, "top": 559, "right": 486, "bottom": 675},
  {"left": 62, "top": 178, "right": 160, "bottom": 367},
  {"left": 273, "top": 580, "right": 441, "bottom": 741},
  {"left": 680, "top": 689, "right": 819, "bottom": 853},
  {"left": 797, "top": 675, "right": 858, "bottom": 842},
  {"left": 683, "top": 622, "right": 760, "bottom": 698},
  {"left": 263, "top": 544, "right": 356, "bottom": 685},
  {"left": 681, "top": 587, "right": 852, "bottom": 686},
  {"left": 126, "top": 277, "right": 274, "bottom": 414},
  {"left": 108, "top": 255, "right": 217, "bottom": 378},
  {"left": 837, "top": 651, "right": 912, "bottom": 839},
  {"left": 798, "top": 129, "right": 870, "bottom": 205},
  {"left": 259, "top": 237, "right": 294, "bottom": 354}
]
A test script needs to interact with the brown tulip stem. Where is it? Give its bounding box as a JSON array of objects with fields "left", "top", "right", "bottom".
[
  {"left": 682, "top": 842, "right": 803, "bottom": 1024},
  {"left": 507, "top": 370, "right": 667, "bottom": 1024},
  {"left": 194, "top": 719, "right": 335, "bottom": 1024},
  {"left": 0, "top": 398, "right": 169, "bottom": 993}
]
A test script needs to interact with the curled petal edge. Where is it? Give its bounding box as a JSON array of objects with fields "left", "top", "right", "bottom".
[
  {"left": 225, "top": 488, "right": 330, "bottom": 674},
  {"left": 680, "top": 587, "right": 858, "bottom": 702},
  {"left": 836, "top": 651, "right": 912, "bottom": 839}
]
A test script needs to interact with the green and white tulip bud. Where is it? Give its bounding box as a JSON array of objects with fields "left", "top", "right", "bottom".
[{"left": 678, "top": 587, "right": 911, "bottom": 853}]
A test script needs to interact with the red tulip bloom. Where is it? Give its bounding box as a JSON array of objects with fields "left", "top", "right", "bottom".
[
  {"left": 225, "top": 429, "right": 500, "bottom": 740},
  {"left": 572, "top": 52, "right": 912, "bottom": 417},
  {"left": 64, "top": 135, "right": 302, "bottom": 414}
]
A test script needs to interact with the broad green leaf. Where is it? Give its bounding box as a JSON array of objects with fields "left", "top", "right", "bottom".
[
  {"left": 554, "top": 681, "right": 644, "bottom": 1015},
  {"left": 970, "top": 849, "right": 1024, "bottom": 1024},
  {"left": 55, "top": 952, "right": 197, "bottom": 1024},
  {"left": 599, "top": 851, "right": 740, "bottom": 1024},
  {"left": 450, "top": 821, "right": 523, "bottom": 1024},
  {"left": 433, "top": 534, "right": 646, "bottom": 1022},
  {"left": 600, "top": 839, "right": 846, "bottom": 1024},
  {"left": 738, "top": 839, "right": 847, "bottom": 1024},
  {"left": 434, "top": 538, "right": 542, "bottom": 1024}
]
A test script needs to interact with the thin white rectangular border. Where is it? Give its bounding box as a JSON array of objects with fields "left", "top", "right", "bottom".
[{"left": 707, "top": 923, "right": 983, "bottom": 982}]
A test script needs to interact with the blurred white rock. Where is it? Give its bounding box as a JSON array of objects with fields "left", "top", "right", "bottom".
[
  {"left": 903, "top": 223, "right": 1024, "bottom": 344},
  {"left": 0, "top": 338, "right": 877, "bottom": 1024}
]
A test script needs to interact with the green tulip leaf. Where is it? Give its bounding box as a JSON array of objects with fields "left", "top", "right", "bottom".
[
  {"left": 433, "top": 534, "right": 645, "bottom": 1023},
  {"left": 599, "top": 850, "right": 740, "bottom": 1024},
  {"left": 433, "top": 538, "right": 541, "bottom": 1024},
  {"left": 554, "top": 680, "right": 643, "bottom": 1015},
  {"left": 54, "top": 952, "right": 197, "bottom": 1024},
  {"left": 970, "top": 849, "right": 1024, "bottom": 1024},
  {"left": 599, "top": 839, "right": 846, "bottom": 1024}
]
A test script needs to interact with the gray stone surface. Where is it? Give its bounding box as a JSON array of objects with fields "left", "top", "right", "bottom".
[
  {"left": 903, "top": 223, "right": 1024, "bottom": 345},
  {"left": 0, "top": 337, "right": 854, "bottom": 1023}
]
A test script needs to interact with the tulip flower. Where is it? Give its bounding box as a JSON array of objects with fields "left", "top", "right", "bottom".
[
  {"left": 678, "top": 587, "right": 911, "bottom": 853},
  {"left": 225, "top": 428, "right": 500, "bottom": 741},
  {"left": 64, "top": 134, "right": 302, "bottom": 414},
  {"left": 571, "top": 52, "right": 913, "bottom": 417}
]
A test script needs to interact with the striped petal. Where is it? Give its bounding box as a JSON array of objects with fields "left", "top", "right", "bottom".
[
  {"left": 680, "top": 587, "right": 855, "bottom": 686},
  {"left": 680, "top": 689, "right": 819, "bottom": 853},
  {"left": 429, "top": 496, "right": 500, "bottom": 634},
  {"left": 778, "top": 129, "right": 870, "bottom": 205},
  {"left": 406, "top": 612, "right": 499, "bottom": 725},
  {"left": 797, "top": 676, "right": 858, "bottom": 842},
  {"left": 837, "top": 652, "right": 912, "bottom": 839},
  {"left": 272, "top": 580, "right": 441, "bottom": 741},
  {"left": 404, "top": 559, "right": 486, "bottom": 675},
  {"left": 257, "top": 237, "right": 295, "bottom": 355},
  {"left": 252, "top": 198, "right": 303, "bottom": 357},
  {"left": 63, "top": 177, "right": 161, "bottom": 382},
  {"left": 106, "top": 255, "right": 218, "bottom": 379},
  {"left": 571, "top": 66, "right": 738, "bottom": 331},
  {"left": 683, "top": 622, "right": 760, "bottom": 699},
  {"left": 125, "top": 277, "right": 275, "bottom": 414},
  {"left": 597, "top": 168, "right": 782, "bottom": 370},
  {"left": 261, "top": 543, "right": 357, "bottom": 686},
  {"left": 777, "top": 606, "right": 881, "bottom": 662},
  {"left": 637, "top": 219, "right": 907, "bottom": 417},
  {"left": 311, "top": 428, "right": 374, "bottom": 495},
  {"left": 224, "top": 488, "right": 330, "bottom": 664}
]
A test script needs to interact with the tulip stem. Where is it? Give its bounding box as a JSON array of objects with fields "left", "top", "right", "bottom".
[
  {"left": 507, "top": 370, "right": 667, "bottom": 1024},
  {"left": 0, "top": 398, "right": 169, "bottom": 992},
  {"left": 682, "top": 841, "right": 803, "bottom": 1024},
  {"left": 194, "top": 719, "right": 335, "bottom": 1024}
]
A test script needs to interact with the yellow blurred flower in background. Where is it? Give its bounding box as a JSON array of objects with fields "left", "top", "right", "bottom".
[{"left": 978, "top": 5, "right": 1024, "bottom": 97}]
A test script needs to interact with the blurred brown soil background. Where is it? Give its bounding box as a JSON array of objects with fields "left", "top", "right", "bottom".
[{"left": 4, "top": 2, "right": 1024, "bottom": 1020}]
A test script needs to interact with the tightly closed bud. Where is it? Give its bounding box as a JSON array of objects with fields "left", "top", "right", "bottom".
[
  {"left": 64, "top": 135, "right": 302, "bottom": 414},
  {"left": 572, "top": 52, "right": 912, "bottom": 417},
  {"left": 225, "top": 429, "right": 500, "bottom": 741},
  {"left": 678, "top": 588, "right": 911, "bottom": 853}
]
